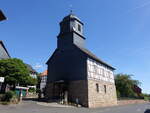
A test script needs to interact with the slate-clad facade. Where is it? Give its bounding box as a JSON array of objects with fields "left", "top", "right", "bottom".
[
  {"left": 0, "top": 41, "right": 10, "bottom": 59},
  {"left": 46, "top": 13, "right": 117, "bottom": 108},
  {"left": 0, "top": 10, "right": 6, "bottom": 21}
]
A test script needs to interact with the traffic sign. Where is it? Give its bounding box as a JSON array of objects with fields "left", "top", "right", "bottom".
[{"left": 0, "top": 77, "right": 4, "bottom": 83}]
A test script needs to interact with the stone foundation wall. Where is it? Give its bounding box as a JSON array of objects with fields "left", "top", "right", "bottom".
[
  {"left": 68, "top": 80, "right": 88, "bottom": 107},
  {"left": 45, "top": 79, "right": 117, "bottom": 108},
  {"left": 118, "top": 99, "right": 147, "bottom": 105},
  {"left": 88, "top": 79, "right": 117, "bottom": 108}
]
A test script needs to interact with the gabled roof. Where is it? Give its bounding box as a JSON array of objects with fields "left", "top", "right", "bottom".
[
  {"left": 62, "top": 13, "right": 84, "bottom": 25},
  {"left": 74, "top": 44, "right": 115, "bottom": 70},
  {"left": 25, "top": 64, "right": 37, "bottom": 73},
  {"left": 0, "top": 10, "right": 6, "bottom": 21},
  {"left": 0, "top": 40, "right": 11, "bottom": 58},
  {"left": 46, "top": 44, "right": 115, "bottom": 70},
  {"left": 40, "top": 70, "right": 48, "bottom": 77}
]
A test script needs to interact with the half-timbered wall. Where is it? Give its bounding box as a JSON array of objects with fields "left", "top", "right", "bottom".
[{"left": 87, "top": 58, "right": 115, "bottom": 84}]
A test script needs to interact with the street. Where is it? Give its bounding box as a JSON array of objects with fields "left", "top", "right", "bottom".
[{"left": 0, "top": 100, "right": 150, "bottom": 113}]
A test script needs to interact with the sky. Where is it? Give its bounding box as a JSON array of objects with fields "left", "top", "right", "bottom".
[{"left": 0, "top": 0, "right": 150, "bottom": 94}]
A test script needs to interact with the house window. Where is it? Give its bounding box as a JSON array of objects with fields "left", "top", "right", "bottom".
[
  {"left": 78, "top": 24, "right": 81, "bottom": 32},
  {"left": 104, "top": 85, "right": 107, "bottom": 93},
  {"left": 96, "top": 83, "right": 99, "bottom": 92}
]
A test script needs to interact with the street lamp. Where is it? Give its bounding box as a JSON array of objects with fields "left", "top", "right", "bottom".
[{"left": 0, "top": 10, "right": 7, "bottom": 21}]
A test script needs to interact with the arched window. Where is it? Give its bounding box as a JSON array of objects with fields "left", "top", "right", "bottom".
[{"left": 96, "top": 83, "right": 99, "bottom": 92}]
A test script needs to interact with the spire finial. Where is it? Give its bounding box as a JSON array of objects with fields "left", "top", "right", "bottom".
[
  {"left": 69, "top": 4, "right": 73, "bottom": 14},
  {"left": 70, "top": 9, "right": 73, "bottom": 14}
]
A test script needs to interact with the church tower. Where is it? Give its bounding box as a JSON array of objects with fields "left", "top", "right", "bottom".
[
  {"left": 46, "top": 13, "right": 117, "bottom": 108},
  {"left": 57, "top": 13, "right": 85, "bottom": 49}
]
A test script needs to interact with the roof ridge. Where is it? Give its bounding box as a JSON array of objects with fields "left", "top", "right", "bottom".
[{"left": 74, "top": 44, "right": 115, "bottom": 70}]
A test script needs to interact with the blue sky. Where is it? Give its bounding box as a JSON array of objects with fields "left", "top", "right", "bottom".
[{"left": 0, "top": 0, "right": 150, "bottom": 94}]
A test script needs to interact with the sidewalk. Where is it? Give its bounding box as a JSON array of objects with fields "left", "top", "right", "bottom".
[{"left": 36, "top": 102, "right": 74, "bottom": 108}]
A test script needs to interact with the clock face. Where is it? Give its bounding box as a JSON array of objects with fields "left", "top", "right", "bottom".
[{"left": 87, "top": 58, "right": 114, "bottom": 83}]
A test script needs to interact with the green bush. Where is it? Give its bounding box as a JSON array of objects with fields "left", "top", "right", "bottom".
[
  {"left": 0, "top": 94, "right": 4, "bottom": 101},
  {"left": 0, "top": 101, "right": 10, "bottom": 105},
  {"left": 116, "top": 90, "right": 120, "bottom": 98},
  {"left": 144, "top": 96, "right": 150, "bottom": 101},
  {"left": 1, "top": 91, "right": 16, "bottom": 102},
  {"left": 115, "top": 74, "right": 141, "bottom": 98},
  {"left": 28, "top": 88, "right": 36, "bottom": 93}
]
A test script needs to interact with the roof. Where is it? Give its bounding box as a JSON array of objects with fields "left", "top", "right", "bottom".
[
  {"left": 40, "top": 70, "right": 48, "bottom": 77},
  {"left": 16, "top": 86, "right": 29, "bottom": 90},
  {"left": 25, "top": 64, "right": 37, "bottom": 73},
  {"left": 74, "top": 44, "right": 115, "bottom": 70},
  {"left": 0, "top": 40, "right": 11, "bottom": 58},
  {"left": 0, "top": 10, "right": 6, "bottom": 21},
  {"left": 63, "top": 13, "right": 80, "bottom": 20},
  {"left": 62, "top": 13, "right": 83, "bottom": 25},
  {"left": 46, "top": 49, "right": 58, "bottom": 64},
  {"left": 46, "top": 45, "right": 115, "bottom": 70}
]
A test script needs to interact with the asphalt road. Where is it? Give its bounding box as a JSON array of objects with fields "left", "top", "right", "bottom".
[{"left": 0, "top": 101, "right": 150, "bottom": 113}]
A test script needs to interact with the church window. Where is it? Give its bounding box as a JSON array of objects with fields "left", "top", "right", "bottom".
[
  {"left": 104, "top": 85, "right": 107, "bottom": 93},
  {"left": 78, "top": 24, "right": 81, "bottom": 32},
  {"left": 96, "top": 83, "right": 99, "bottom": 92}
]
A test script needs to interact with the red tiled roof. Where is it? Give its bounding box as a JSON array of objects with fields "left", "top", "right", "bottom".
[{"left": 40, "top": 70, "right": 48, "bottom": 77}]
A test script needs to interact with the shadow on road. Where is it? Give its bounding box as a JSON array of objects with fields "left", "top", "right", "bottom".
[
  {"left": 23, "top": 97, "right": 66, "bottom": 103},
  {"left": 144, "top": 109, "right": 150, "bottom": 113},
  {"left": 23, "top": 98, "right": 47, "bottom": 102}
]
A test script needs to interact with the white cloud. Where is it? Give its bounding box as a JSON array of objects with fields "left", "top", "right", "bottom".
[
  {"left": 34, "top": 63, "right": 43, "bottom": 70},
  {"left": 134, "top": 1, "right": 150, "bottom": 10},
  {"left": 128, "top": 1, "right": 150, "bottom": 12}
]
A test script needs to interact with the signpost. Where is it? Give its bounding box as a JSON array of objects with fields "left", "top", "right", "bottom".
[
  {"left": 0, "top": 77, "right": 5, "bottom": 83},
  {"left": 0, "top": 77, "right": 5, "bottom": 92}
]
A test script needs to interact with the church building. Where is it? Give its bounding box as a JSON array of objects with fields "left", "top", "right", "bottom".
[{"left": 46, "top": 13, "right": 117, "bottom": 108}]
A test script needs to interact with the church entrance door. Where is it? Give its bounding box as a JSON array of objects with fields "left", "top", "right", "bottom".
[{"left": 52, "top": 81, "right": 68, "bottom": 103}]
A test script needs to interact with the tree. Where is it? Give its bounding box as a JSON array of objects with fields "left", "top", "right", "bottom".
[
  {"left": 0, "top": 58, "right": 37, "bottom": 92},
  {"left": 115, "top": 73, "right": 141, "bottom": 98}
]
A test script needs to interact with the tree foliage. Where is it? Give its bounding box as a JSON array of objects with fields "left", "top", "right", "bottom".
[
  {"left": 0, "top": 58, "right": 37, "bottom": 87},
  {"left": 115, "top": 73, "right": 141, "bottom": 98}
]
